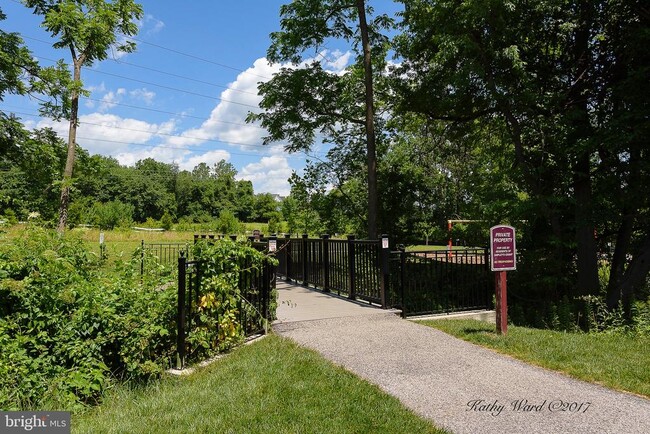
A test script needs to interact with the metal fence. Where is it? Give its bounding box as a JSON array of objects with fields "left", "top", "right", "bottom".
[
  {"left": 140, "top": 241, "right": 190, "bottom": 275},
  {"left": 275, "top": 235, "right": 389, "bottom": 306},
  {"left": 389, "top": 248, "right": 492, "bottom": 317},
  {"left": 176, "top": 250, "right": 276, "bottom": 368}
]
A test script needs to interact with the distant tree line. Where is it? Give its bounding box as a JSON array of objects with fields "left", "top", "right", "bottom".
[{"left": 0, "top": 117, "right": 281, "bottom": 229}]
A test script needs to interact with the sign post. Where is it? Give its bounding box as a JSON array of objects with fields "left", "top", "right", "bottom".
[{"left": 490, "top": 225, "right": 516, "bottom": 335}]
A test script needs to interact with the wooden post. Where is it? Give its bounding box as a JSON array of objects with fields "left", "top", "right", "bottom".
[{"left": 495, "top": 271, "right": 508, "bottom": 335}]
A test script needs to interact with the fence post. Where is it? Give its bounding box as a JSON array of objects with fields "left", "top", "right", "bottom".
[
  {"left": 262, "top": 257, "right": 270, "bottom": 332},
  {"left": 302, "top": 234, "right": 309, "bottom": 286},
  {"left": 348, "top": 235, "right": 356, "bottom": 300},
  {"left": 322, "top": 234, "right": 330, "bottom": 292},
  {"left": 140, "top": 240, "right": 145, "bottom": 277},
  {"left": 285, "top": 234, "right": 292, "bottom": 282},
  {"left": 380, "top": 234, "right": 389, "bottom": 309},
  {"left": 177, "top": 252, "right": 187, "bottom": 369},
  {"left": 399, "top": 246, "right": 406, "bottom": 318}
]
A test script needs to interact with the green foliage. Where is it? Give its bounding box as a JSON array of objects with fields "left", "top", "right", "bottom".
[
  {"left": 214, "top": 210, "right": 242, "bottom": 235},
  {"left": 186, "top": 240, "right": 277, "bottom": 362},
  {"left": 92, "top": 200, "right": 134, "bottom": 230},
  {"left": 160, "top": 211, "right": 173, "bottom": 231},
  {"left": 0, "top": 227, "right": 176, "bottom": 410}
]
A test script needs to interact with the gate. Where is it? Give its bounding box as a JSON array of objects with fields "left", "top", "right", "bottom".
[
  {"left": 275, "top": 235, "right": 492, "bottom": 318},
  {"left": 389, "top": 248, "right": 492, "bottom": 317},
  {"left": 176, "top": 248, "right": 276, "bottom": 368}
]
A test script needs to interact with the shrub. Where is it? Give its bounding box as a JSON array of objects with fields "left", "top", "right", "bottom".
[
  {"left": 160, "top": 211, "right": 173, "bottom": 231},
  {"left": 215, "top": 210, "right": 242, "bottom": 235},
  {"left": 185, "top": 239, "right": 277, "bottom": 362},
  {"left": 92, "top": 201, "right": 134, "bottom": 230},
  {"left": 0, "top": 227, "right": 175, "bottom": 410}
]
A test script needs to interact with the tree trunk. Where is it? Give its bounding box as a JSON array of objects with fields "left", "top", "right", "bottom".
[
  {"left": 57, "top": 59, "right": 81, "bottom": 233},
  {"left": 606, "top": 213, "right": 634, "bottom": 309},
  {"left": 570, "top": 1, "right": 599, "bottom": 295},
  {"left": 573, "top": 154, "right": 599, "bottom": 295},
  {"left": 618, "top": 235, "right": 650, "bottom": 321},
  {"left": 356, "top": 0, "right": 378, "bottom": 239}
]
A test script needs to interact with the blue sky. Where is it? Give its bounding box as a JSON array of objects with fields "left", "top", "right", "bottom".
[{"left": 1, "top": 0, "right": 396, "bottom": 195}]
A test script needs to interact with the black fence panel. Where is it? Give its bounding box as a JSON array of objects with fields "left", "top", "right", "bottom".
[
  {"left": 176, "top": 251, "right": 276, "bottom": 369},
  {"left": 353, "top": 240, "right": 382, "bottom": 304},
  {"left": 328, "top": 239, "right": 350, "bottom": 296},
  {"left": 390, "top": 248, "right": 492, "bottom": 317},
  {"left": 141, "top": 241, "right": 190, "bottom": 275}
]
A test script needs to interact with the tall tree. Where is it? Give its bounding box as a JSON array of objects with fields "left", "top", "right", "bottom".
[
  {"left": 249, "top": 0, "right": 392, "bottom": 238},
  {"left": 1, "top": 7, "right": 71, "bottom": 122},
  {"left": 23, "top": 0, "right": 143, "bottom": 232},
  {"left": 393, "top": 0, "right": 649, "bottom": 311}
]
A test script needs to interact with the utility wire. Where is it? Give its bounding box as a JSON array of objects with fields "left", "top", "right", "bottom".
[
  {"left": 33, "top": 55, "right": 261, "bottom": 109},
  {"left": 122, "top": 36, "right": 272, "bottom": 80},
  {"left": 79, "top": 96, "right": 266, "bottom": 130},
  {"left": 2, "top": 108, "right": 273, "bottom": 150},
  {"left": 0, "top": 107, "right": 328, "bottom": 157},
  {"left": 20, "top": 33, "right": 271, "bottom": 87}
]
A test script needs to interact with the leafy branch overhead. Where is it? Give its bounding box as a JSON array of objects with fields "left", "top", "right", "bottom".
[{"left": 249, "top": 0, "right": 394, "bottom": 238}]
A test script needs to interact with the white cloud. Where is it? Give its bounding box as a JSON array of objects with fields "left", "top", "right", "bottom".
[
  {"left": 322, "top": 49, "right": 353, "bottom": 74},
  {"left": 237, "top": 155, "right": 293, "bottom": 195},
  {"left": 144, "top": 15, "right": 165, "bottom": 35},
  {"left": 34, "top": 113, "right": 176, "bottom": 156},
  {"left": 129, "top": 88, "right": 156, "bottom": 105},
  {"left": 98, "top": 88, "right": 126, "bottom": 111},
  {"left": 160, "top": 51, "right": 348, "bottom": 153},
  {"left": 178, "top": 150, "right": 231, "bottom": 172}
]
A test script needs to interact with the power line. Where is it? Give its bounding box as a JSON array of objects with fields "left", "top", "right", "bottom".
[
  {"left": 110, "top": 58, "right": 259, "bottom": 96},
  {"left": 20, "top": 33, "right": 270, "bottom": 89},
  {"left": 122, "top": 36, "right": 272, "bottom": 80},
  {"left": 80, "top": 96, "right": 265, "bottom": 130},
  {"left": 0, "top": 108, "right": 328, "bottom": 158},
  {"left": 34, "top": 55, "right": 261, "bottom": 109},
  {"left": 2, "top": 108, "right": 271, "bottom": 150}
]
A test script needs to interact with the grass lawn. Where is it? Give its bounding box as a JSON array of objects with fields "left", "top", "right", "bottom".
[
  {"left": 420, "top": 319, "right": 650, "bottom": 398},
  {"left": 406, "top": 245, "right": 478, "bottom": 252},
  {"left": 74, "top": 335, "right": 447, "bottom": 434}
]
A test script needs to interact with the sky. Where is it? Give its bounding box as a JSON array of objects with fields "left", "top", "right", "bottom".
[{"left": 0, "top": 1, "right": 395, "bottom": 196}]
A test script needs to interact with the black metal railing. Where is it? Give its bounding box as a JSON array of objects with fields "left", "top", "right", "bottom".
[
  {"left": 176, "top": 250, "right": 276, "bottom": 368},
  {"left": 274, "top": 235, "right": 390, "bottom": 306},
  {"left": 140, "top": 241, "right": 190, "bottom": 275},
  {"left": 389, "top": 248, "right": 492, "bottom": 317}
]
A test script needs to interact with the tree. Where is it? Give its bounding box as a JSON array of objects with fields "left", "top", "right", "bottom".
[
  {"left": 249, "top": 0, "right": 393, "bottom": 238},
  {"left": 23, "top": 0, "right": 143, "bottom": 232},
  {"left": 393, "top": 0, "right": 649, "bottom": 312},
  {"left": 1, "top": 7, "right": 71, "bottom": 117}
]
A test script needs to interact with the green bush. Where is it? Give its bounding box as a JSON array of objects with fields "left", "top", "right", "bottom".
[
  {"left": 0, "top": 227, "right": 175, "bottom": 410},
  {"left": 160, "top": 211, "right": 173, "bottom": 231},
  {"left": 92, "top": 201, "right": 134, "bottom": 230},
  {"left": 215, "top": 210, "right": 242, "bottom": 235},
  {"left": 185, "top": 239, "right": 277, "bottom": 362}
]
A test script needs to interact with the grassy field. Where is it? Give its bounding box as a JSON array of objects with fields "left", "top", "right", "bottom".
[
  {"left": 74, "top": 335, "right": 447, "bottom": 434},
  {"left": 406, "top": 245, "right": 479, "bottom": 252},
  {"left": 420, "top": 319, "right": 650, "bottom": 398}
]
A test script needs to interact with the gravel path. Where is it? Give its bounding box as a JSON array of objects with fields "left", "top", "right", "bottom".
[{"left": 274, "top": 313, "right": 650, "bottom": 434}]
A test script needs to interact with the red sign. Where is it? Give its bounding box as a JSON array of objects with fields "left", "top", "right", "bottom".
[{"left": 490, "top": 225, "right": 516, "bottom": 271}]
